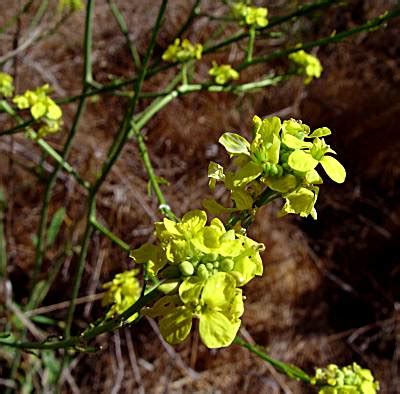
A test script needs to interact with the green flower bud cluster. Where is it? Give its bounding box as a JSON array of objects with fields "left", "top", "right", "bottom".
[
  {"left": 162, "top": 38, "right": 203, "bottom": 63},
  {"left": 311, "top": 363, "right": 380, "bottom": 394},
  {"left": 102, "top": 269, "right": 142, "bottom": 323},
  {"left": 130, "top": 209, "right": 265, "bottom": 348},
  {"left": 208, "top": 62, "right": 240, "bottom": 85},
  {"left": 58, "top": 0, "right": 84, "bottom": 12},
  {"left": 0, "top": 72, "right": 14, "bottom": 98},
  {"left": 13, "top": 84, "right": 63, "bottom": 138},
  {"left": 204, "top": 115, "right": 346, "bottom": 219},
  {"left": 231, "top": 2, "right": 268, "bottom": 28},
  {"left": 289, "top": 50, "right": 323, "bottom": 84}
]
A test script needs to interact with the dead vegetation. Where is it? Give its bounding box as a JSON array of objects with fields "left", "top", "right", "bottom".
[{"left": 0, "top": 0, "right": 399, "bottom": 392}]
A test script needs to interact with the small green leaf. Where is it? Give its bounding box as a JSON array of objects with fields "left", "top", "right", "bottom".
[
  {"left": 320, "top": 156, "right": 346, "bottom": 183},
  {"left": 288, "top": 150, "right": 318, "bottom": 172},
  {"left": 262, "top": 174, "right": 297, "bottom": 193},
  {"left": 231, "top": 189, "right": 253, "bottom": 210},
  {"left": 233, "top": 161, "right": 262, "bottom": 187},
  {"left": 219, "top": 132, "right": 250, "bottom": 156},
  {"left": 208, "top": 162, "right": 225, "bottom": 190},
  {"left": 282, "top": 133, "right": 312, "bottom": 149},
  {"left": 309, "top": 127, "right": 331, "bottom": 138},
  {"left": 46, "top": 207, "right": 66, "bottom": 247},
  {"left": 202, "top": 199, "right": 237, "bottom": 215}
]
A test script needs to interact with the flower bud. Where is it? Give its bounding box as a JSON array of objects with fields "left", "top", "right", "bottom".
[
  {"left": 197, "top": 264, "right": 209, "bottom": 280},
  {"left": 220, "top": 258, "right": 234, "bottom": 272},
  {"left": 179, "top": 261, "right": 194, "bottom": 276}
]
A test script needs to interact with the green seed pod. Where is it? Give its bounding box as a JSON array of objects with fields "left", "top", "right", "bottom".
[
  {"left": 197, "top": 264, "right": 209, "bottom": 280},
  {"left": 264, "top": 162, "right": 271, "bottom": 174},
  {"left": 179, "top": 261, "right": 194, "bottom": 276},
  {"left": 205, "top": 263, "right": 213, "bottom": 271},
  {"left": 220, "top": 258, "right": 234, "bottom": 272},
  {"left": 213, "top": 260, "right": 220, "bottom": 268}
]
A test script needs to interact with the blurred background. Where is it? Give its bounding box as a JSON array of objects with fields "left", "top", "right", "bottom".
[{"left": 0, "top": 0, "right": 399, "bottom": 392}]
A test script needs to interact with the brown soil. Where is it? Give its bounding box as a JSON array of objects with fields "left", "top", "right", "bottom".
[{"left": 0, "top": 1, "right": 399, "bottom": 393}]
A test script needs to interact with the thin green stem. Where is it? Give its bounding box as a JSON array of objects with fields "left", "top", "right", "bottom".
[
  {"left": 107, "top": 0, "right": 141, "bottom": 69},
  {"left": 62, "top": 0, "right": 169, "bottom": 350},
  {"left": 234, "top": 337, "right": 311, "bottom": 383},
  {"left": 202, "top": 0, "right": 336, "bottom": 55},
  {"left": 29, "top": 0, "right": 95, "bottom": 292},
  {"left": 245, "top": 26, "right": 256, "bottom": 63},
  {"left": 181, "top": 63, "right": 188, "bottom": 85},
  {"left": 0, "top": 284, "right": 161, "bottom": 350},
  {"left": 0, "top": 0, "right": 33, "bottom": 34},
  {"left": 239, "top": 7, "right": 400, "bottom": 70},
  {"left": 131, "top": 123, "right": 176, "bottom": 220},
  {"left": 90, "top": 217, "right": 130, "bottom": 252},
  {"left": 54, "top": 0, "right": 336, "bottom": 106}
]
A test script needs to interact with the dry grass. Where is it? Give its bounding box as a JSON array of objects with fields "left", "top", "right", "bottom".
[{"left": 0, "top": 0, "right": 399, "bottom": 392}]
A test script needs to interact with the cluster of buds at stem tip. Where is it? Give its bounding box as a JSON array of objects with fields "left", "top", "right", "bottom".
[{"left": 311, "top": 363, "right": 380, "bottom": 394}]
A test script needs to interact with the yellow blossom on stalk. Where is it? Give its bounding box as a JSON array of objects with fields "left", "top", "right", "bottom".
[
  {"left": 311, "top": 363, "right": 380, "bottom": 394},
  {"left": 205, "top": 116, "right": 346, "bottom": 220},
  {"left": 209, "top": 62, "right": 240, "bottom": 85},
  {"left": 13, "top": 84, "right": 63, "bottom": 138},
  {"left": 130, "top": 209, "right": 265, "bottom": 348},
  {"left": 0, "top": 72, "right": 14, "bottom": 98},
  {"left": 58, "top": 0, "right": 84, "bottom": 12},
  {"left": 102, "top": 269, "right": 142, "bottom": 323},
  {"left": 289, "top": 50, "right": 323, "bottom": 84},
  {"left": 231, "top": 2, "right": 268, "bottom": 28},
  {"left": 162, "top": 38, "right": 203, "bottom": 63}
]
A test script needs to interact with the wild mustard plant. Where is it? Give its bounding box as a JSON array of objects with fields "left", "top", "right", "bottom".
[
  {"left": 102, "top": 269, "right": 141, "bottom": 323},
  {"left": 311, "top": 363, "right": 380, "bottom": 394},
  {"left": 0, "top": 72, "right": 14, "bottom": 98},
  {"left": 231, "top": 2, "right": 268, "bottom": 28},
  {"left": 13, "top": 84, "right": 63, "bottom": 138},
  {"left": 130, "top": 209, "right": 264, "bottom": 347},
  {"left": 162, "top": 38, "right": 203, "bottom": 63},
  {"left": 208, "top": 62, "right": 240, "bottom": 85},
  {"left": 0, "top": 0, "right": 395, "bottom": 390},
  {"left": 204, "top": 116, "right": 346, "bottom": 219},
  {"left": 58, "top": 0, "right": 84, "bottom": 12},
  {"left": 289, "top": 50, "right": 323, "bottom": 84}
]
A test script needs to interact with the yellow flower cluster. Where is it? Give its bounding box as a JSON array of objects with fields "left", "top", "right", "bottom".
[{"left": 13, "top": 84, "right": 63, "bottom": 138}]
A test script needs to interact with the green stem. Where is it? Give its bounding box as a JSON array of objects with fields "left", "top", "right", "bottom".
[
  {"left": 131, "top": 123, "right": 176, "bottom": 220},
  {"left": 62, "top": 0, "right": 169, "bottom": 349},
  {"left": 0, "top": 284, "right": 161, "bottom": 350},
  {"left": 30, "top": 0, "right": 94, "bottom": 292},
  {"left": 181, "top": 63, "right": 188, "bottom": 85},
  {"left": 0, "top": 0, "right": 33, "bottom": 34},
  {"left": 246, "top": 26, "right": 256, "bottom": 63},
  {"left": 90, "top": 217, "right": 130, "bottom": 252},
  {"left": 54, "top": 0, "right": 337, "bottom": 106},
  {"left": 234, "top": 337, "right": 311, "bottom": 383},
  {"left": 108, "top": 0, "right": 141, "bottom": 69},
  {"left": 239, "top": 7, "right": 400, "bottom": 70},
  {"left": 202, "top": 0, "right": 336, "bottom": 55}
]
